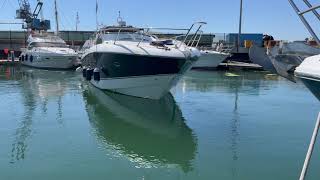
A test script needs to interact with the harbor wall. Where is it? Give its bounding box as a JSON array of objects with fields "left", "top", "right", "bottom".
[{"left": 0, "top": 30, "right": 254, "bottom": 58}]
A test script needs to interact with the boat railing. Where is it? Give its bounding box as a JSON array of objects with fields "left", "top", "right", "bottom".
[
  {"left": 189, "top": 30, "right": 204, "bottom": 47},
  {"left": 112, "top": 22, "right": 207, "bottom": 48},
  {"left": 288, "top": 0, "right": 320, "bottom": 45},
  {"left": 114, "top": 28, "right": 122, "bottom": 45},
  {"left": 144, "top": 22, "right": 207, "bottom": 48},
  {"left": 179, "top": 22, "right": 207, "bottom": 48},
  {"left": 219, "top": 43, "right": 234, "bottom": 54},
  {"left": 199, "top": 42, "right": 234, "bottom": 54},
  {"left": 137, "top": 28, "right": 150, "bottom": 47}
]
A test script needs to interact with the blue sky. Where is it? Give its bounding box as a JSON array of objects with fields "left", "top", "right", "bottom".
[{"left": 0, "top": 0, "right": 319, "bottom": 40}]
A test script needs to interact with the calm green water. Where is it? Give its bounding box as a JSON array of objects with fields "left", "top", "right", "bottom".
[{"left": 0, "top": 66, "right": 320, "bottom": 180}]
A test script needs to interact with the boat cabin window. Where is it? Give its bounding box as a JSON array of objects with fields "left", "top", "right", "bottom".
[
  {"left": 100, "top": 33, "right": 155, "bottom": 42},
  {"left": 29, "top": 42, "right": 69, "bottom": 48}
]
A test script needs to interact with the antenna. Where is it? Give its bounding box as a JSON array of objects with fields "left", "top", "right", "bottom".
[
  {"left": 76, "top": 12, "right": 80, "bottom": 31},
  {"left": 54, "top": 0, "right": 59, "bottom": 35},
  {"left": 237, "top": 0, "right": 243, "bottom": 53},
  {"left": 96, "top": 0, "right": 98, "bottom": 31},
  {"left": 117, "top": 11, "right": 122, "bottom": 22},
  {"left": 117, "top": 11, "right": 126, "bottom": 27}
]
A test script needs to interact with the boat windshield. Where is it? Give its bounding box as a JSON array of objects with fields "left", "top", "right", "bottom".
[
  {"left": 100, "top": 33, "right": 155, "bottom": 42},
  {"left": 29, "top": 42, "right": 69, "bottom": 48},
  {"left": 28, "top": 35, "right": 68, "bottom": 48}
]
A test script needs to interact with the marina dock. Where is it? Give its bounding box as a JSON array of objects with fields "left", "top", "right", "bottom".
[{"left": 0, "top": 59, "right": 20, "bottom": 65}]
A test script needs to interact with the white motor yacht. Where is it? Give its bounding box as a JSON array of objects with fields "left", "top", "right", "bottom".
[
  {"left": 81, "top": 20, "right": 205, "bottom": 99},
  {"left": 295, "top": 54, "right": 320, "bottom": 100},
  {"left": 20, "top": 34, "right": 78, "bottom": 69},
  {"left": 193, "top": 50, "right": 229, "bottom": 69},
  {"left": 193, "top": 40, "right": 230, "bottom": 69}
]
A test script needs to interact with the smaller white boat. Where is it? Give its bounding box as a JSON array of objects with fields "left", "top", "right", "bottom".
[
  {"left": 295, "top": 54, "right": 320, "bottom": 100},
  {"left": 20, "top": 34, "right": 78, "bottom": 69},
  {"left": 193, "top": 50, "right": 229, "bottom": 69}
]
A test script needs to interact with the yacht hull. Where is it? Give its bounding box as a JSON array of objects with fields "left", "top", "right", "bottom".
[
  {"left": 90, "top": 74, "right": 183, "bottom": 99},
  {"left": 295, "top": 54, "right": 320, "bottom": 101},
  {"left": 21, "top": 54, "right": 78, "bottom": 70},
  {"left": 193, "top": 51, "right": 228, "bottom": 69},
  {"left": 82, "top": 52, "right": 195, "bottom": 99},
  {"left": 298, "top": 77, "right": 320, "bottom": 101}
]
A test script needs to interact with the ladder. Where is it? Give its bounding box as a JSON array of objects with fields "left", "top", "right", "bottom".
[{"left": 288, "top": 0, "right": 320, "bottom": 44}]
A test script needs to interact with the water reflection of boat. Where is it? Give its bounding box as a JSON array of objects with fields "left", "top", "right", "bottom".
[
  {"left": 83, "top": 84, "right": 197, "bottom": 172},
  {"left": 20, "top": 67, "right": 70, "bottom": 99},
  {"left": 3, "top": 67, "right": 76, "bottom": 163},
  {"left": 178, "top": 70, "right": 280, "bottom": 95}
]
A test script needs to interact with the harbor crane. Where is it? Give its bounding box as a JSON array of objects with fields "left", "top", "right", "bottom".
[{"left": 16, "top": 0, "right": 51, "bottom": 31}]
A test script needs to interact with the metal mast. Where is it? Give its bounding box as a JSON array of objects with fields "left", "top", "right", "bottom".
[
  {"left": 76, "top": 12, "right": 80, "bottom": 31},
  {"left": 96, "top": 0, "right": 98, "bottom": 31},
  {"left": 237, "top": 0, "right": 243, "bottom": 53},
  {"left": 54, "top": 0, "right": 59, "bottom": 35}
]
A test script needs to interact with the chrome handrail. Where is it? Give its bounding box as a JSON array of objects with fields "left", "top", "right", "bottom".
[
  {"left": 114, "top": 28, "right": 122, "bottom": 45},
  {"left": 103, "top": 22, "right": 207, "bottom": 48},
  {"left": 190, "top": 30, "right": 204, "bottom": 47},
  {"left": 137, "top": 28, "right": 150, "bottom": 47},
  {"left": 180, "top": 22, "right": 207, "bottom": 48},
  {"left": 288, "top": 0, "right": 320, "bottom": 44}
]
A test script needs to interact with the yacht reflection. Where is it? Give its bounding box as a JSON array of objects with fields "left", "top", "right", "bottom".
[
  {"left": 9, "top": 67, "right": 74, "bottom": 163},
  {"left": 20, "top": 68, "right": 72, "bottom": 121},
  {"left": 180, "top": 70, "right": 280, "bottom": 94},
  {"left": 0, "top": 66, "right": 22, "bottom": 80},
  {"left": 83, "top": 85, "right": 197, "bottom": 172},
  {"left": 10, "top": 82, "right": 36, "bottom": 163},
  {"left": 20, "top": 68, "right": 69, "bottom": 100},
  {"left": 230, "top": 87, "right": 240, "bottom": 178}
]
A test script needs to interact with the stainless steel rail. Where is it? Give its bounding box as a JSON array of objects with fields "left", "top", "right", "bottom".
[
  {"left": 288, "top": 0, "right": 320, "bottom": 44},
  {"left": 180, "top": 22, "right": 207, "bottom": 48},
  {"left": 111, "top": 22, "right": 207, "bottom": 48},
  {"left": 299, "top": 113, "right": 320, "bottom": 180},
  {"left": 114, "top": 29, "right": 122, "bottom": 45},
  {"left": 189, "top": 30, "right": 204, "bottom": 47}
]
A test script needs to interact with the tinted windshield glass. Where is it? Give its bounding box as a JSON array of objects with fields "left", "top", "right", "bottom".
[
  {"left": 30, "top": 42, "right": 68, "bottom": 48},
  {"left": 100, "top": 33, "right": 154, "bottom": 42}
]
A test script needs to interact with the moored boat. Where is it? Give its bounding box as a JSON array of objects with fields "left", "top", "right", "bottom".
[
  {"left": 20, "top": 34, "right": 78, "bottom": 69},
  {"left": 249, "top": 41, "right": 320, "bottom": 81},
  {"left": 193, "top": 50, "right": 229, "bottom": 69},
  {"left": 81, "top": 18, "right": 205, "bottom": 99},
  {"left": 295, "top": 54, "right": 320, "bottom": 100}
]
